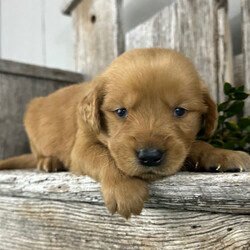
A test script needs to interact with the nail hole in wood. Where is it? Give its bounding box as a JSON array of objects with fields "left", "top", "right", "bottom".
[
  {"left": 191, "top": 225, "right": 201, "bottom": 229},
  {"left": 91, "top": 15, "right": 96, "bottom": 24}
]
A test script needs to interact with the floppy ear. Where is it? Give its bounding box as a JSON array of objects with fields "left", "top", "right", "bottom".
[
  {"left": 201, "top": 82, "right": 218, "bottom": 138},
  {"left": 78, "top": 78, "right": 105, "bottom": 134}
]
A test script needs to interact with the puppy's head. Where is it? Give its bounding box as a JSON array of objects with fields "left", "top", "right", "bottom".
[{"left": 81, "top": 49, "right": 217, "bottom": 180}]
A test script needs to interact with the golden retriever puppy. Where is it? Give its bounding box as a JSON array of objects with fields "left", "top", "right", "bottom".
[{"left": 0, "top": 49, "right": 249, "bottom": 218}]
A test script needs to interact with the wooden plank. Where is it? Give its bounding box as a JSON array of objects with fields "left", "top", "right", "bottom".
[
  {"left": 0, "top": 59, "right": 83, "bottom": 83},
  {"left": 0, "top": 170, "right": 249, "bottom": 214},
  {"left": 126, "top": 0, "right": 233, "bottom": 103},
  {"left": 0, "top": 74, "right": 70, "bottom": 160},
  {"left": 0, "top": 171, "right": 249, "bottom": 249},
  {"left": 234, "top": 54, "right": 244, "bottom": 87},
  {"left": 62, "top": 0, "right": 82, "bottom": 15},
  {"left": 0, "top": 60, "right": 83, "bottom": 160},
  {"left": 72, "top": 0, "right": 124, "bottom": 81},
  {"left": 217, "top": 4, "right": 234, "bottom": 102},
  {"left": 0, "top": 197, "right": 249, "bottom": 250},
  {"left": 241, "top": 0, "right": 250, "bottom": 116}
]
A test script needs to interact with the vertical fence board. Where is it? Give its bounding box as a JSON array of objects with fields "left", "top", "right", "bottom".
[
  {"left": 241, "top": 0, "right": 250, "bottom": 116},
  {"left": 126, "top": 0, "right": 233, "bottom": 103},
  {"left": 72, "top": 0, "right": 124, "bottom": 81},
  {"left": 217, "top": 5, "right": 234, "bottom": 102}
]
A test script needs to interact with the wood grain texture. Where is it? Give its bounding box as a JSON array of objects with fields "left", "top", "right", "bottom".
[
  {"left": 233, "top": 54, "right": 244, "bottom": 87},
  {"left": 0, "top": 61, "right": 83, "bottom": 160},
  {"left": 241, "top": 0, "right": 250, "bottom": 116},
  {"left": 0, "top": 170, "right": 249, "bottom": 249},
  {"left": 126, "top": 0, "right": 233, "bottom": 103},
  {"left": 0, "top": 170, "right": 249, "bottom": 214},
  {"left": 217, "top": 5, "right": 234, "bottom": 102},
  {"left": 0, "top": 59, "right": 83, "bottom": 83},
  {"left": 72, "top": 0, "right": 124, "bottom": 81}
]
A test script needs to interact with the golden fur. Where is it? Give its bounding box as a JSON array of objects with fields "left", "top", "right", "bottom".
[{"left": 0, "top": 48, "right": 249, "bottom": 218}]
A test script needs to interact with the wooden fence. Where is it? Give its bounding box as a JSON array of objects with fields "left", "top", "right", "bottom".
[
  {"left": 64, "top": 0, "right": 250, "bottom": 115},
  {"left": 0, "top": 0, "right": 249, "bottom": 249},
  {"left": 0, "top": 60, "right": 83, "bottom": 160}
]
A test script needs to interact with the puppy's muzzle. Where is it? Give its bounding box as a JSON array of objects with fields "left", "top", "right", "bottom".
[{"left": 137, "top": 148, "right": 165, "bottom": 167}]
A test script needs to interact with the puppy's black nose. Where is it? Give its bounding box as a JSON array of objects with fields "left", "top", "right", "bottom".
[{"left": 137, "top": 148, "right": 165, "bottom": 167}]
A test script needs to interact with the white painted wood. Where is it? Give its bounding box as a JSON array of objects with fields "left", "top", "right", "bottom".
[
  {"left": 0, "top": 170, "right": 249, "bottom": 249},
  {"left": 241, "top": 0, "right": 250, "bottom": 116},
  {"left": 0, "top": 0, "right": 74, "bottom": 71},
  {"left": 44, "top": 0, "right": 74, "bottom": 71},
  {"left": 1, "top": 0, "right": 44, "bottom": 66},
  {"left": 126, "top": 0, "right": 233, "bottom": 103},
  {"left": 72, "top": 0, "right": 124, "bottom": 80}
]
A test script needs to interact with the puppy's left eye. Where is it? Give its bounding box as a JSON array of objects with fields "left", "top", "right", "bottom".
[
  {"left": 115, "top": 108, "right": 127, "bottom": 118},
  {"left": 174, "top": 107, "right": 187, "bottom": 117}
]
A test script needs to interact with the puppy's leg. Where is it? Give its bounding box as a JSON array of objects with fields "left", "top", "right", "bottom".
[
  {"left": 71, "top": 139, "right": 148, "bottom": 219},
  {"left": 30, "top": 141, "right": 65, "bottom": 172},
  {"left": 185, "top": 140, "right": 250, "bottom": 172}
]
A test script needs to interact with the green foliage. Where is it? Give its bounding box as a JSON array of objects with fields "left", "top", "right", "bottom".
[{"left": 200, "top": 82, "right": 250, "bottom": 153}]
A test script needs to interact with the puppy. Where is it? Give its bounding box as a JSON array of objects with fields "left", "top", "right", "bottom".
[{"left": 0, "top": 49, "right": 249, "bottom": 218}]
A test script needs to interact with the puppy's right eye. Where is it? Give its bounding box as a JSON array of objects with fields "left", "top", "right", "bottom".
[{"left": 115, "top": 108, "right": 127, "bottom": 118}]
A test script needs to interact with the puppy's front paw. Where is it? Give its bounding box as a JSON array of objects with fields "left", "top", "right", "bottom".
[
  {"left": 102, "top": 175, "right": 148, "bottom": 219},
  {"left": 37, "top": 156, "right": 65, "bottom": 172},
  {"left": 196, "top": 148, "right": 250, "bottom": 172}
]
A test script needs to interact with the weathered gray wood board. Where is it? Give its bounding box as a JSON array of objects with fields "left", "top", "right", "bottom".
[
  {"left": 234, "top": 54, "right": 244, "bottom": 87},
  {"left": 217, "top": 6, "right": 234, "bottom": 102},
  {"left": 241, "top": 0, "right": 250, "bottom": 116},
  {"left": 72, "top": 0, "right": 124, "bottom": 81},
  {"left": 0, "top": 171, "right": 249, "bottom": 214},
  {"left": 126, "top": 0, "right": 233, "bottom": 103},
  {"left": 0, "top": 171, "right": 249, "bottom": 249},
  {"left": 0, "top": 60, "right": 83, "bottom": 160}
]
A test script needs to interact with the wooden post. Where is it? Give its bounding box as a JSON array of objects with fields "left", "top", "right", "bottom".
[
  {"left": 126, "top": 0, "right": 233, "bottom": 104},
  {"left": 0, "top": 170, "right": 249, "bottom": 249},
  {"left": 0, "top": 60, "right": 83, "bottom": 160},
  {"left": 65, "top": 0, "right": 124, "bottom": 81},
  {"left": 241, "top": 0, "right": 250, "bottom": 116}
]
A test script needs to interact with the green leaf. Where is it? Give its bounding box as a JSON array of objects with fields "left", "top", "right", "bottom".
[
  {"left": 246, "top": 134, "right": 250, "bottom": 142},
  {"left": 210, "top": 139, "right": 224, "bottom": 147},
  {"left": 218, "top": 101, "right": 229, "bottom": 112},
  {"left": 237, "top": 85, "right": 245, "bottom": 92},
  {"left": 224, "top": 82, "right": 233, "bottom": 95},
  {"left": 239, "top": 136, "right": 248, "bottom": 148},
  {"left": 238, "top": 117, "right": 250, "bottom": 129},
  {"left": 225, "top": 111, "right": 236, "bottom": 118},
  {"left": 245, "top": 125, "right": 250, "bottom": 133},
  {"left": 218, "top": 115, "right": 226, "bottom": 126},
  {"left": 234, "top": 92, "right": 249, "bottom": 100},
  {"left": 225, "top": 121, "right": 239, "bottom": 131},
  {"left": 222, "top": 141, "right": 235, "bottom": 150},
  {"left": 227, "top": 101, "right": 244, "bottom": 114}
]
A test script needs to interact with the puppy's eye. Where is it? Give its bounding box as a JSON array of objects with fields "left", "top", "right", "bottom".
[
  {"left": 115, "top": 108, "right": 127, "bottom": 118},
  {"left": 174, "top": 107, "right": 187, "bottom": 117}
]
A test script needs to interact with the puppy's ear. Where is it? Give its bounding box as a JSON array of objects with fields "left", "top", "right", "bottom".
[
  {"left": 201, "top": 81, "right": 218, "bottom": 138},
  {"left": 78, "top": 78, "right": 105, "bottom": 134}
]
